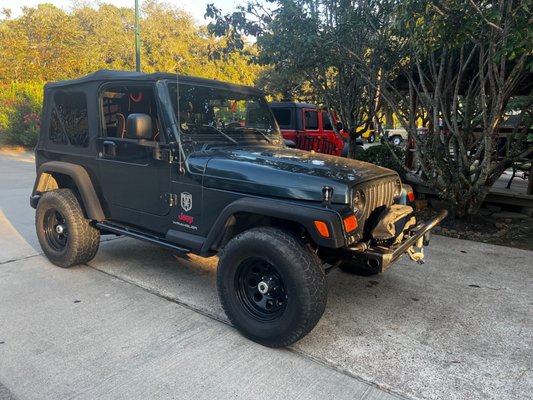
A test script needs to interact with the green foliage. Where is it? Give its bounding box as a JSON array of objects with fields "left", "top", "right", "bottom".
[
  {"left": 0, "top": 1, "right": 263, "bottom": 147},
  {"left": 386, "top": 0, "right": 533, "bottom": 216},
  {"left": 0, "top": 2, "right": 261, "bottom": 83},
  {"left": 0, "top": 82, "right": 42, "bottom": 146},
  {"left": 356, "top": 145, "right": 406, "bottom": 182}
]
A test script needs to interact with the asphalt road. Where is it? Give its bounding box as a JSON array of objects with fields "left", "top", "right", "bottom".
[{"left": 0, "top": 149, "right": 532, "bottom": 400}]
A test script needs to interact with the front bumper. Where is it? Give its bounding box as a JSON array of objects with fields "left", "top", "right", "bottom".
[{"left": 349, "top": 209, "right": 448, "bottom": 272}]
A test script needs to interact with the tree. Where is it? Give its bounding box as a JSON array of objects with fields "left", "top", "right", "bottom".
[
  {"left": 0, "top": 4, "right": 85, "bottom": 81},
  {"left": 361, "top": 0, "right": 533, "bottom": 216},
  {"left": 0, "top": 1, "right": 261, "bottom": 84},
  {"left": 207, "top": 0, "right": 533, "bottom": 217},
  {"left": 206, "top": 1, "right": 382, "bottom": 150}
]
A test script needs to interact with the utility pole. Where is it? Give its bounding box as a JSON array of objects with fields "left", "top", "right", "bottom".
[{"left": 135, "top": 0, "right": 141, "bottom": 72}]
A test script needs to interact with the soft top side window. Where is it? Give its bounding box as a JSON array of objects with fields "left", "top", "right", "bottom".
[
  {"left": 49, "top": 91, "right": 89, "bottom": 147},
  {"left": 100, "top": 85, "right": 162, "bottom": 142}
]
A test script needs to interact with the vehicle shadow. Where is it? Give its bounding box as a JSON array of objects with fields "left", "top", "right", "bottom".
[{"left": 90, "top": 236, "right": 224, "bottom": 320}]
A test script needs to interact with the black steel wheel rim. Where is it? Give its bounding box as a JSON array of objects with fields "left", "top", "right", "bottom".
[
  {"left": 43, "top": 209, "right": 68, "bottom": 252},
  {"left": 235, "top": 258, "right": 288, "bottom": 321}
]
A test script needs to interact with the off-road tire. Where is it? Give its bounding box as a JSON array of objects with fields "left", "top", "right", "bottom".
[
  {"left": 36, "top": 189, "right": 100, "bottom": 268},
  {"left": 217, "top": 227, "right": 327, "bottom": 348},
  {"left": 338, "top": 258, "right": 381, "bottom": 276},
  {"left": 367, "top": 133, "right": 376, "bottom": 143},
  {"left": 391, "top": 135, "right": 402, "bottom": 146}
]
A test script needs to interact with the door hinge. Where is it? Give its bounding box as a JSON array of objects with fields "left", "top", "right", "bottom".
[{"left": 164, "top": 193, "right": 178, "bottom": 207}]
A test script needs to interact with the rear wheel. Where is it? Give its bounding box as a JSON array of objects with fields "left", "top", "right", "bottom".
[
  {"left": 36, "top": 189, "right": 100, "bottom": 268},
  {"left": 217, "top": 227, "right": 327, "bottom": 347}
]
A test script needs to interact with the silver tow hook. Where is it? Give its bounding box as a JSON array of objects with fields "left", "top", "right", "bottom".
[{"left": 408, "top": 236, "right": 425, "bottom": 264}]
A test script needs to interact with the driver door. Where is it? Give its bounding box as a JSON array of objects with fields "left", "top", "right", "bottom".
[{"left": 96, "top": 83, "right": 170, "bottom": 232}]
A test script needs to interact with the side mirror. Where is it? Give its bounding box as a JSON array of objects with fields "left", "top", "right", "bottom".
[
  {"left": 336, "top": 122, "right": 343, "bottom": 131},
  {"left": 126, "top": 113, "right": 152, "bottom": 140}
]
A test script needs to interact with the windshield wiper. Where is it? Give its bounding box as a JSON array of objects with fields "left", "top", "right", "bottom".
[
  {"left": 200, "top": 124, "right": 238, "bottom": 145},
  {"left": 232, "top": 127, "right": 273, "bottom": 144}
]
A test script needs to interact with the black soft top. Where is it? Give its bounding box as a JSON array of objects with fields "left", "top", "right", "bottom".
[{"left": 44, "top": 70, "right": 263, "bottom": 95}]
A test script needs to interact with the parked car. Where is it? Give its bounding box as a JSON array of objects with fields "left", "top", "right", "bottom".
[
  {"left": 270, "top": 102, "right": 348, "bottom": 156},
  {"left": 383, "top": 128, "right": 408, "bottom": 145},
  {"left": 30, "top": 70, "right": 446, "bottom": 348},
  {"left": 356, "top": 125, "right": 378, "bottom": 143}
]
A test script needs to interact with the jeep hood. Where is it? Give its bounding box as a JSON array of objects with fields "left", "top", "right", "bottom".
[{"left": 201, "top": 147, "right": 397, "bottom": 204}]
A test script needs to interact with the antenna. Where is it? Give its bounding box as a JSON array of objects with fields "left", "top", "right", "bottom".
[
  {"left": 176, "top": 68, "right": 180, "bottom": 128},
  {"left": 176, "top": 68, "right": 185, "bottom": 175},
  {"left": 134, "top": 0, "right": 141, "bottom": 72}
]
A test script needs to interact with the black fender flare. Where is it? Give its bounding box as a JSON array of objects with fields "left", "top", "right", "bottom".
[
  {"left": 31, "top": 161, "right": 105, "bottom": 221},
  {"left": 201, "top": 197, "right": 346, "bottom": 253}
]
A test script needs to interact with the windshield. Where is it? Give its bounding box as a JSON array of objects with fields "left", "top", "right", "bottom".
[{"left": 168, "top": 82, "right": 281, "bottom": 150}]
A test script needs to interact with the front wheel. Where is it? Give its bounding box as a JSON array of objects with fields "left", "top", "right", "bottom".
[
  {"left": 367, "top": 133, "right": 376, "bottom": 143},
  {"left": 217, "top": 227, "right": 327, "bottom": 347}
]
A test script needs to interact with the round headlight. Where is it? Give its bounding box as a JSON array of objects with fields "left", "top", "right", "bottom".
[
  {"left": 394, "top": 179, "right": 402, "bottom": 198},
  {"left": 352, "top": 189, "right": 365, "bottom": 215}
]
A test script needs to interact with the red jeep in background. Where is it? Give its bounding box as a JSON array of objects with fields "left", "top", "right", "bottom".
[{"left": 270, "top": 102, "right": 348, "bottom": 156}]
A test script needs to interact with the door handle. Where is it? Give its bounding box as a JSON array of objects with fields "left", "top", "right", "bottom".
[{"left": 103, "top": 141, "right": 116, "bottom": 158}]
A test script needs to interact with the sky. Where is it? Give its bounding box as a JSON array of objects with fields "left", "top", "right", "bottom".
[{"left": 1, "top": 0, "right": 241, "bottom": 23}]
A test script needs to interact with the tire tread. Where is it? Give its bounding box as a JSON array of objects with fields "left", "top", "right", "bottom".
[
  {"left": 36, "top": 189, "right": 100, "bottom": 268},
  {"left": 218, "top": 227, "right": 327, "bottom": 347}
]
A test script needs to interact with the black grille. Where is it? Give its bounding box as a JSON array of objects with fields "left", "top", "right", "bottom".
[{"left": 361, "top": 177, "right": 398, "bottom": 223}]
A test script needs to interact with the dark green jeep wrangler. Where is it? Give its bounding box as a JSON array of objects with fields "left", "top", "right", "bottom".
[{"left": 31, "top": 70, "right": 446, "bottom": 347}]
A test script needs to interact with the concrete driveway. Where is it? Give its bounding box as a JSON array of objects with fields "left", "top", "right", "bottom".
[{"left": 0, "top": 149, "right": 531, "bottom": 400}]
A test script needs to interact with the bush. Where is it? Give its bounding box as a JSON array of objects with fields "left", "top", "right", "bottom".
[
  {"left": 355, "top": 144, "right": 407, "bottom": 181},
  {"left": 0, "top": 81, "right": 43, "bottom": 147},
  {"left": 350, "top": 143, "right": 366, "bottom": 159}
]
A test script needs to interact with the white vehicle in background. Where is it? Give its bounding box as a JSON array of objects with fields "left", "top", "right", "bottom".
[{"left": 382, "top": 128, "right": 408, "bottom": 146}]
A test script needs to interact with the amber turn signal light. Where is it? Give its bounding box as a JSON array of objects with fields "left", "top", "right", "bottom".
[
  {"left": 314, "top": 220, "right": 330, "bottom": 238},
  {"left": 343, "top": 215, "right": 358, "bottom": 233}
]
